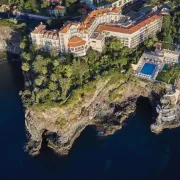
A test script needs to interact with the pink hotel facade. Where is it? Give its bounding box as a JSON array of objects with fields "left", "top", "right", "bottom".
[{"left": 31, "top": 7, "right": 163, "bottom": 57}]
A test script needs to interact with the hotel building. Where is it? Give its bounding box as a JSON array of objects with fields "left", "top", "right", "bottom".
[{"left": 31, "top": 7, "right": 163, "bottom": 57}]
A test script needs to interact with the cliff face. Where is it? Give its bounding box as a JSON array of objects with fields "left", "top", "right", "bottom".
[
  {"left": 25, "top": 75, "right": 164, "bottom": 156},
  {"left": 0, "top": 26, "right": 21, "bottom": 54}
]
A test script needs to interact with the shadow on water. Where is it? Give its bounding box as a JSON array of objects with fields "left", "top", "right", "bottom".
[{"left": 1, "top": 60, "right": 180, "bottom": 179}]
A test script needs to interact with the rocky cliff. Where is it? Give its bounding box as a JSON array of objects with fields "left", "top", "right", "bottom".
[
  {"left": 25, "top": 74, "right": 165, "bottom": 156},
  {"left": 0, "top": 26, "right": 21, "bottom": 54}
]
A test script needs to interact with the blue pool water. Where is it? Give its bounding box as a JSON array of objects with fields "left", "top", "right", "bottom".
[{"left": 140, "top": 63, "right": 156, "bottom": 76}]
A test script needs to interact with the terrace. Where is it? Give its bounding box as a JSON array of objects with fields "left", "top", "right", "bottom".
[
  {"left": 133, "top": 52, "right": 165, "bottom": 81},
  {"left": 133, "top": 47, "right": 180, "bottom": 82}
]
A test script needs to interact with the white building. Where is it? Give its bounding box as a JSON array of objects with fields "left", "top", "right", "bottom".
[{"left": 31, "top": 7, "right": 163, "bottom": 57}]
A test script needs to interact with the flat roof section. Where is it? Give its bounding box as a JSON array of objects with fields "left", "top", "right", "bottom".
[{"left": 91, "top": 32, "right": 104, "bottom": 40}]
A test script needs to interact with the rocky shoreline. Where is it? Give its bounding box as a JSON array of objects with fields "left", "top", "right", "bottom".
[
  {"left": 151, "top": 122, "right": 180, "bottom": 134},
  {"left": 25, "top": 96, "right": 138, "bottom": 156},
  {"left": 150, "top": 87, "right": 180, "bottom": 134},
  {"left": 25, "top": 78, "right": 165, "bottom": 156}
]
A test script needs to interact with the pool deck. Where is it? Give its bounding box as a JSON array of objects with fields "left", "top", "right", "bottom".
[{"left": 132, "top": 53, "right": 165, "bottom": 81}]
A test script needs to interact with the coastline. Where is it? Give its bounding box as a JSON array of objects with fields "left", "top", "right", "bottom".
[
  {"left": 151, "top": 122, "right": 180, "bottom": 134},
  {"left": 25, "top": 79, "right": 164, "bottom": 156}
]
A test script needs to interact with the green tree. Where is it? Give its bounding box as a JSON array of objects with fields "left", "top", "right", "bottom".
[
  {"left": 36, "top": 55, "right": 44, "bottom": 61},
  {"left": 50, "top": 74, "right": 58, "bottom": 82},
  {"left": 38, "top": 88, "right": 50, "bottom": 102},
  {"left": 50, "top": 50, "right": 59, "bottom": 58},
  {"left": 163, "top": 33, "right": 173, "bottom": 43},
  {"left": 121, "top": 58, "right": 128, "bottom": 68},
  {"left": 21, "top": 52, "right": 32, "bottom": 61},
  {"left": 87, "top": 49, "right": 99, "bottom": 61},
  {"left": 53, "top": 60, "right": 60, "bottom": 67},
  {"left": 59, "top": 78, "right": 71, "bottom": 100},
  {"left": 49, "top": 90, "right": 60, "bottom": 101},
  {"left": 109, "top": 39, "right": 124, "bottom": 52},
  {"left": 35, "top": 76, "right": 44, "bottom": 86},
  {"left": 20, "top": 89, "right": 32, "bottom": 107},
  {"left": 162, "top": 15, "right": 171, "bottom": 36},
  {"left": 21, "top": 62, "right": 30, "bottom": 72},
  {"left": 20, "top": 0, "right": 24, "bottom": 7},
  {"left": 48, "top": 82, "right": 57, "bottom": 91},
  {"left": 144, "top": 39, "right": 154, "bottom": 49},
  {"left": 20, "top": 41, "right": 26, "bottom": 50}
]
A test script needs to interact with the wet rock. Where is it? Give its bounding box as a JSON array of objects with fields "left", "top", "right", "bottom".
[{"left": 25, "top": 79, "right": 164, "bottom": 155}]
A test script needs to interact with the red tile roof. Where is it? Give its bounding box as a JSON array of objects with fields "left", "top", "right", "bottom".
[
  {"left": 54, "top": 5, "right": 65, "bottom": 10},
  {"left": 78, "top": 7, "right": 121, "bottom": 32},
  {"left": 97, "top": 14, "right": 162, "bottom": 34},
  {"left": 59, "top": 23, "right": 78, "bottom": 33},
  {"left": 32, "top": 24, "right": 46, "bottom": 34},
  {"left": 111, "top": 7, "right": 121, "bottom": 13},
  {"left": 68, "top": 36, "right": 86, "bottom": 47},
  {"left": 40, "top": 30, "right": 59, "bottom": 40},
  {"left": 60, "top": 8, "right": 121, "bottom": 34}
]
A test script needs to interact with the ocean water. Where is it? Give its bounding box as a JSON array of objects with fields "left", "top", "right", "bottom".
[{"left": 0, "top": 62, "right": 180, "bottom": 179}]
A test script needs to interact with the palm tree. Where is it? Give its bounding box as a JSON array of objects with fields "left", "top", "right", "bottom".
[
  {"left": 53, "top": 60, "right": 60, "bottom": 67},
  {"left": 35, "top": 55, "right": 44, "bottom": 61},
  {"left": 20, "top": 41, "right": 26, "bottom": 50},
  {"left": 50, "top": 74, "right": 58, "bottom": 82},
  {"left": 48, "top": 82, "right": 57, "bottom": 91},
  {"left": 49, "top": 90, "right": 60, "bottom": 101},
  {"left": 21, "top": 62, "right": 30, "bottom": 72},
  {"left": 35, "top": 76, "right": 44, "bottom": 86},
  {"left": 21, "top": 52, "right": 32, "bottom": 61},
  {"left": 50, "top": 50, "right": 59, "bottom": 58},
  {"left": 121, "top": 58, "right": 128, "bottom": 68},
  {"left": 33, "top": 61, "right": 43, "bottom": 74},
  {"left": 33, "top": 60, "right": 48, "bottom": 75},
  {"left": 42, "top": 67, "right": 47, "bottom": 75},
  {"left": 38, "top": 88, "right": 50, "bottom": 102}
]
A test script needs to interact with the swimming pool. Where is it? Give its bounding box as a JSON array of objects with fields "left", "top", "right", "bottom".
[{"left": 140, "top": 63, "right": 156, "bottom": 76}]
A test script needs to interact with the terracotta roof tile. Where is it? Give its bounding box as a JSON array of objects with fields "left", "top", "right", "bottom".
[
  {"left": 78, "top": 7, "right": 121, "bottom": 32},
  {"left": 32, "top": 24, "right": 46, "bottom": 34},
  {"left": 97, "top": 14, "right": 162, "bottom": 34},
  {"left": 111, "top": 7, "right": 121, "bottom": 13},
  {"left": 59, "top": 23, "right": 78, "bottom": 33},
  {"left": 54, "top": 5, "right": 65, "bottom": 10},
  {"left": 68, "top": 36, "right": 86, "bottom": 47},
  {"left": 40, "top": 30, "right": 59, "bottom": 40}
]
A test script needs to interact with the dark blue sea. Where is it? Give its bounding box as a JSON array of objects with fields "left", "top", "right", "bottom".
[{"left": 0, "top": 62, "right": 180, "bottom": 180}]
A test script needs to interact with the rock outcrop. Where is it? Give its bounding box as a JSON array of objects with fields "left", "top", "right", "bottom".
[
  {"left": 0, "top": 26, "right": 21, "bottom": 54},
  {"left": 25, "top": 76, "right": 165, "bottom": 156}
]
